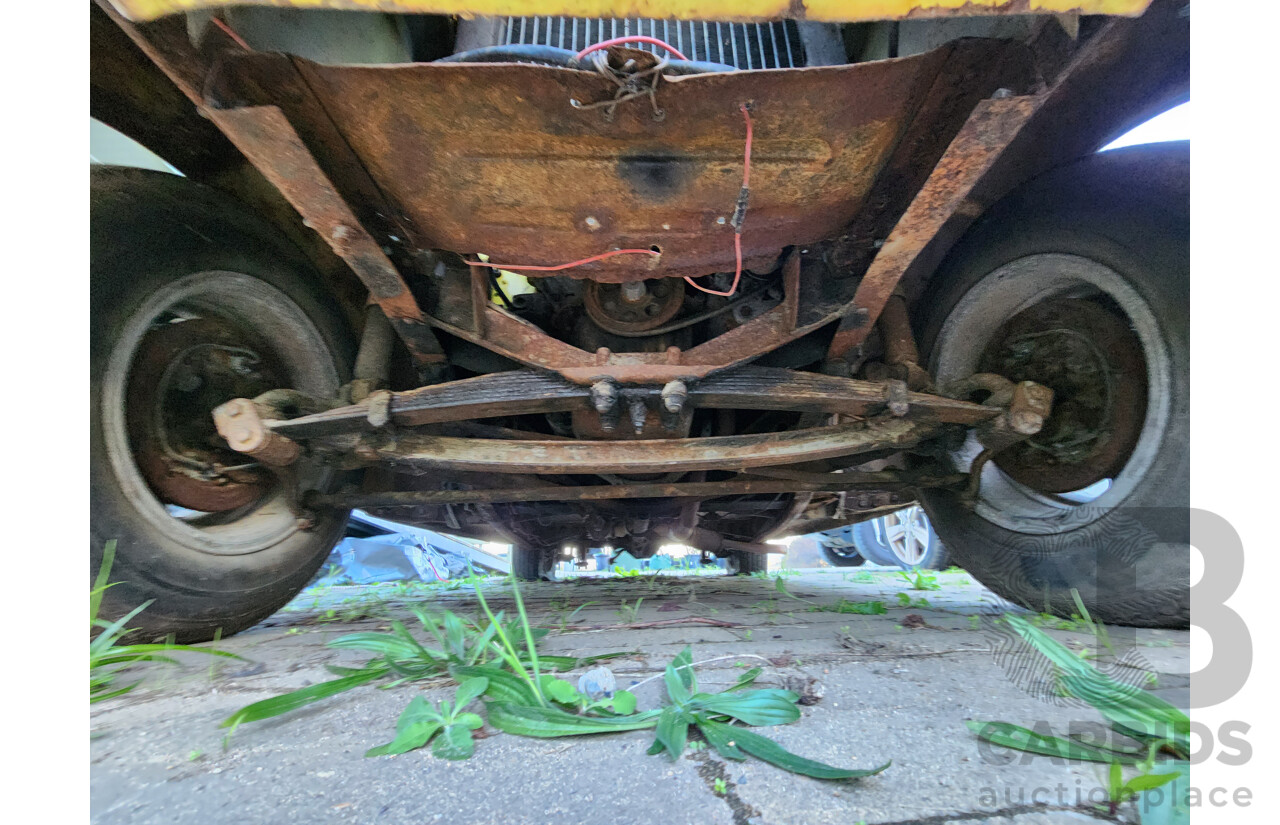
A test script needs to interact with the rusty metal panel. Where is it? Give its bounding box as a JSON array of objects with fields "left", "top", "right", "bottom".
[
  {"left": 286, "top": 51, "right": 951, "bottom": 283},
  {"left": 204, "top": 36, "right": 1030, "bottom": 284},
  {"left": 111, "top": 0, "right": 1153, "bottom": 26}
]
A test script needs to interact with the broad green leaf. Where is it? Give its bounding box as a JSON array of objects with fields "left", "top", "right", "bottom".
[
  {"left": 540, "top": 676, "right": 582, "bottom": 706},
  {"left": 704, "top": 720, "right": 891, "bottom": 780},
  {"left": 671, "top": 646, "right": 697, "bottom": 693},
  {"left": 1109, "top": 761, "right": 1124, "bottom": 799},
  {"left": 221, "top": 669, "right": 384, "bottom": 728},
  {"left": 452, "top": 677, "right": 490, "bottom": 712},
  {"left": 694, "top": 715, "right": 746, "bottom": 761},
  {"left": 431, "top": 724, "right": 476, "bottom": 760},
  {"left": 410, "top": 607, "right": 448, "bottom": 650},
  {"left": 443, "top": 612, "right": 467, "bottom": 660},
  {"left": 612, "top": 690, "right": 637, "bottom": 715},
  {"left": 965, "top": 721, "right": 1141, "bottom": 765},
  {"left": 451, "top": 665, "right": 539, "bottom": 705},
  {"left": 663, "top": 652, "right": 695, "bottom": 706},
  {"left": 365, "top": 697, "right": 444, "bottom": 757},
  {"left": 455, "top": 712, "right": 484, "bottom": 730},
  {"left": 1133, "top": 761, "right": 1191, "bottom": 825},
  {"left": 327, "top": 632, "right": 422, "bottom": 661},
  {"left": 695, "top": 691, "right": 802, "bottom": 727},
  {"left": 653, "top": 708, "right": 690, "bottom": 762},
  {"left": 486, "top": 702, "right": 661, "bottom": 738},
  {"left": 391, "top": 618, "right": 450, "bottom": 664},
  {"left": 1124, "top": 771, "right": 1180, "bottom": 795},
  {"left": 646, "top": 739, "right": 666, "bottom": 756}
]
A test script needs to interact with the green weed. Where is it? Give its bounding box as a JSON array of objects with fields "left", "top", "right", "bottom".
[
  {"left": 616, "top": 598, "right": 645, "bottom": 623},
  {"left": 817, "top": 599, "right": 887, "bottom": 615},
  {"left": 966, "top": 601, "right": 1189, "bottom": 822},
  {"left": 91, "top": 541, "right": 236, "bottom": 703},
  {"left": 898, "top": 569, "right": 941, "bottom": 591}
]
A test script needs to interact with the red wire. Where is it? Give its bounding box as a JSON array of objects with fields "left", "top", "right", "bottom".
[
  {"left": 574, "top": 36, "right": 689, "bottom": 62},
  {"left": 466, "top": 248, "right": 659, "bottom": 272},
  {"left": 684, "top": 103, "right": 753, "bottom": 298},
  {"left": 211, "top": 17, "right": 252, "bottom": 51},
  {"left": 468, "top": 103, "right": 753, "bottom": 296}
]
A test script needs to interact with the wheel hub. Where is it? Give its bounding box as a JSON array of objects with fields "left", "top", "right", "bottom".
[
  {"left": 884, "top": 505, "right": 929, "bottom": 566},
  {"left": 980, "top": 298, "right": 1147, "bottom": 494},
  {"left": 126, "top": 318, "right": 286, "bottom": 512}
]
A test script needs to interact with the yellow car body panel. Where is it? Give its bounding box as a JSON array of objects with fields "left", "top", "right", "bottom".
[{"left": 110, "top": 0, "right": 1151, "bottom": 25}]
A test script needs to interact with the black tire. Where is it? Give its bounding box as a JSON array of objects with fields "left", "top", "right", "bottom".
[
  {"left": 511, "top": 545, "right": 552, "bottom": 580},
  {"left": 848, "top": 521, "right": 885, "bottom": 565},
  {"left": 730, "top": 550, "right": 769, "bottom": 575},
  {"left": 916, "top": 143, "right": 1189, "bottom": 628},
  {"left": 91, "top": 167, "right": 354, "bottom": 642}
]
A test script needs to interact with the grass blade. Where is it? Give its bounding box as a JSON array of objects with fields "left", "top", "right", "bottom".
[
  {"left": 90, "top": 540, "right": 118, "bottom": 624},
  {"left": 221, "top": 669, "right": 384, "bottom": 728}
]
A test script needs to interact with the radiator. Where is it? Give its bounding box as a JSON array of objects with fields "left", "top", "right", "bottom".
[{"left": 500, "top": 17, "right": 806, "bottom": 70}]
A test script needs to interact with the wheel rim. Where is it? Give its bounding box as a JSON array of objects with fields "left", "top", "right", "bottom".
[
  {"left": 932, "top": 253, "right": 1173, "bottom": 534},
  {"left": 102, "top": 271, "right": 341, "bottom": 556},
  {"left": 883, "top": 506, "right": 930, "bottom": 566}
]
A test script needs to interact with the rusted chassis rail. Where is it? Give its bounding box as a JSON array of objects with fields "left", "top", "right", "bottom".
[
  {"left": 95, "top": 1, "right": 1188, "bottom": 386},
  {"left": 214, "top": 366, "right": 1050, "bottom": 478}
]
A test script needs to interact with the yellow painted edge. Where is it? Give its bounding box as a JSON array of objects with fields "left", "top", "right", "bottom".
[{"left": 111, "top": 0, "right": 1152, "bottom": 25}]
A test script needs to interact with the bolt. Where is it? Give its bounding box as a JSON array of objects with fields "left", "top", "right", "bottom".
[
  {"left": 885, "top": 380, "right": 910, "bottom": 417},
  {"left": 991, "top": 87, "right": 1014, "bottom": 99},
  {"left": 584, "top": 216, "right": 602, "bottom": 231},
  {"left": 1009, "top": 410, "right": 1046, "bottom": 436},
  {"left": 621, "top": 280, "right": 648, "bottom": 304},
  {"left": 661, "top": 380, "right": 688, "bottom": 414},
  {"left": 629, "top": 398, "right": 648, "bottom": 434},
  {"left": 716, "top": 217, "right": 727, "bottom": 225},
  {"left": 591, "top": 380, "right": 618, "bottom": 413}
]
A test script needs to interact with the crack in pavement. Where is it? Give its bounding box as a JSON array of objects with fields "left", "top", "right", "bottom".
[
  {"left": 866, "top": 802, "right": 1116, "bottom": 824},
  {"left": 689, "top": 750, "right": 761, "bottom": 825}
]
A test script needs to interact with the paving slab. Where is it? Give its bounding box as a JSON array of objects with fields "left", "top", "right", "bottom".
[{"left": 90, "top": 569, "right": 1190, "bottom": 825}]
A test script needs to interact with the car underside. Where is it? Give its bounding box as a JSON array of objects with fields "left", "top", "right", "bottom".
[{"left": 90, "top": 0, "right": 1190, "bottom": 640}]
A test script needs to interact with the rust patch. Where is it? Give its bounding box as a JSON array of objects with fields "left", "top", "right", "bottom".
[
  {"left": 202, "top": 106, "right": 446, "bottom": 367},
  {"left": 362, "top": 416, "right": 938, "bottom": 475},
  {"left": 828, "top": 95, "right": 1041, "bottom": 360},
  {"left": 257, "top": 49, "right": 978, "bottom": 282}
]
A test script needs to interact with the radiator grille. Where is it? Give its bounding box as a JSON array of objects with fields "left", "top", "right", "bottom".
[{"left": 502, "top": 17, "right": 806, "bottom": 70}]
